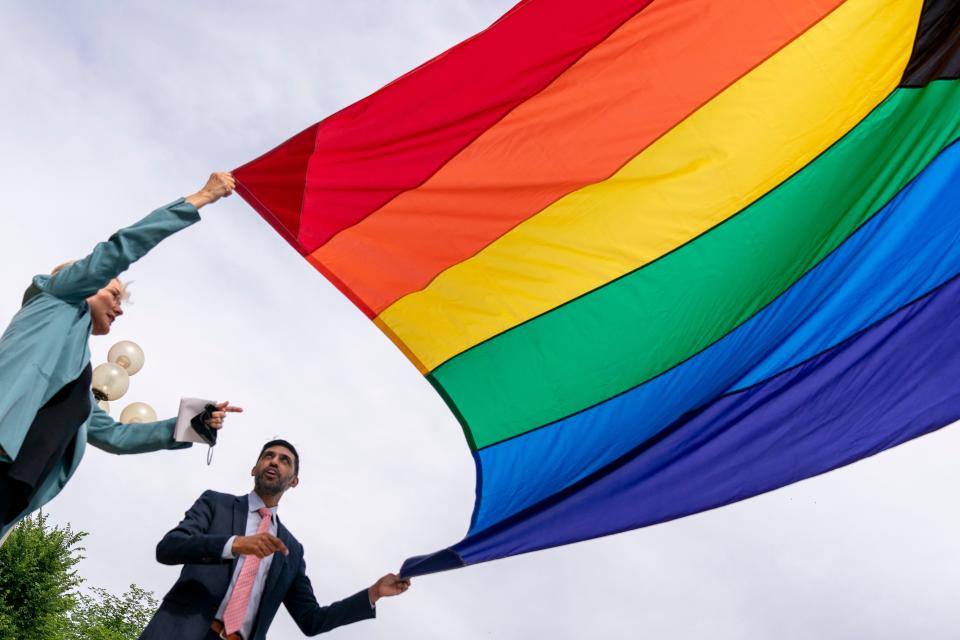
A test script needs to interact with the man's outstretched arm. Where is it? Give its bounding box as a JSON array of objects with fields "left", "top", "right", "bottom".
[
  {"left": 284, "top": 562, "right": 411, "bottom": 636},
  {"left": 283, "top": 558, "right": 376, "bottom": 636}
]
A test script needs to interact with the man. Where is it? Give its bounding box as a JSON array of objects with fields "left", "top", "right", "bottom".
[
  {"left": 0, "top": 172, "right": 242, "bottom": 535},
  {"left": 141, "top": 440, "right": 410, "bottom": 639}
]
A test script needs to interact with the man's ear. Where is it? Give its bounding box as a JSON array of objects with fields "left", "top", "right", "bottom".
[
  {"left": 251, "top": 466, "right": 257, "bottom": 477},
  {"left": 290, "top": 477, "right": 299, "bottom": 489}
]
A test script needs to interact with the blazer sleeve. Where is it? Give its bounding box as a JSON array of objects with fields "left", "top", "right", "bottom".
[
  {"left": 86, "top": 404, "right": 192, "bottom": 454},
  {"left": 283, "top": 552, "right": 376, "bottom": 636},
  {"left": 156, "top": 490, "right": 233, "bottom": 566},
  {"left": 29, "top": 199, "right": 200, "bottom": 304}
]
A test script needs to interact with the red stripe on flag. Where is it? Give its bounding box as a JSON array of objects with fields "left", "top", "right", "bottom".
[{"left": 235, "top": 0, "right": 651, "bottom": 254}]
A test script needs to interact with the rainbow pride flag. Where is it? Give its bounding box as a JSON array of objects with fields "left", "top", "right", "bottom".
[{"left": 235, "top": 0, "right": 960, "bottom": 576}]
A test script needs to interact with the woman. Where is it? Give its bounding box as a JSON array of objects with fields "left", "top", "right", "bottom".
[{"left": 0, "top": 172, "right": 241, "bottom": 536}]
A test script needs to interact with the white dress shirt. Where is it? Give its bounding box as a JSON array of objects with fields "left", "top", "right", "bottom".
[{"left": 215, "top": 491, "right": 278, "bottom": 639}]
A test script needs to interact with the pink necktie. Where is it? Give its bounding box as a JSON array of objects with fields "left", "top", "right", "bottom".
[{"left": 223, "top": 508, "right": 273, "bottom": 634}]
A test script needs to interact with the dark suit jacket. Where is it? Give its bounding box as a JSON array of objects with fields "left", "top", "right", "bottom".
[{"left": 139, "top": 490, "right": 375, "bottom": 640}]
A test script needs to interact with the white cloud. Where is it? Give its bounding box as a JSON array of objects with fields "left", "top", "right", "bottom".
[{"left": 0, "top": 2, "right": 957, "bottom": 638}]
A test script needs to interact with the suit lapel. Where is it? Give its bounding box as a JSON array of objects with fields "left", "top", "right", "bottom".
[
  {"left": 233, "top": 495, "right": 248, "bottom": 535},
  {"left": 261, "top": 519, "right": 290, "bottom": 598},
  {"left": 230, "top": 495, "right": 248, "bottom": 572}
]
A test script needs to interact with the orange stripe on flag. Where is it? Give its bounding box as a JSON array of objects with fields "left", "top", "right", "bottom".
[{"left": 309, "top": 0, "right": 845, "bottom": 316}]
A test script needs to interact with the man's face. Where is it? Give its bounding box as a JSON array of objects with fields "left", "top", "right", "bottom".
[
  {"left": 86, "top": 279, "right": 124, "bottom": 336},
  {"left": 252, "top": 445, "right": 299, "bottom": 495}
]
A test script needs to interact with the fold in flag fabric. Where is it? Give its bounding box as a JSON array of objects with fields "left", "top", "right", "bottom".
[{"left": 235, "top": 0, "right": 960, "bottom": 577}]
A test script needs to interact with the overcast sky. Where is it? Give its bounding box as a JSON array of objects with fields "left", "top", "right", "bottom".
[{"left": 0, "top": 2, "right": 958, "bottom": 638}]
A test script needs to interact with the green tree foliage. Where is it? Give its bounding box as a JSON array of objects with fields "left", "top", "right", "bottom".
[
  {"left": 0, "top": 514, "right": 158, "bottom": 639},
  {"left": 0, "top": 512, "right": 86, "bottom": 639},
  {"left": 63, "top": 585, "right": 159, "bottom": 640}
]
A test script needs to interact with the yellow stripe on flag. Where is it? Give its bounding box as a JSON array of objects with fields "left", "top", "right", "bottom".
[{"left": 379, "top": 0, "right": 921, "bottom": 374}]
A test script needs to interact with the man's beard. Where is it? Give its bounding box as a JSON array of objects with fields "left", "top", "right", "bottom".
[{"left": 254, "top": 470, "right": 288, "bottom": 495}]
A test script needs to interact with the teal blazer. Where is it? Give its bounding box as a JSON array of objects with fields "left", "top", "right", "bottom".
[{"left": 0, "top": 199, "right": 201, "bottom": 536}]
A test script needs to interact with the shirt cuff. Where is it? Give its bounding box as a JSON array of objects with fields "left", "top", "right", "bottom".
[{"left": 222, "top": 536, "right": 236, "bottom": 560}]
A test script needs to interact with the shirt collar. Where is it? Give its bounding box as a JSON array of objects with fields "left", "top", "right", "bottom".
[{"left": 248, "top": 491, "right": 279, "bottom": 523}]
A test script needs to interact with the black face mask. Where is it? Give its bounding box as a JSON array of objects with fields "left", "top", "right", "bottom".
[{"left": 190, "top": 404, "right": 219, "bottom": 447}]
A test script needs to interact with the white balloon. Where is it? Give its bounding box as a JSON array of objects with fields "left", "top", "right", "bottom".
[
  {"left": 119, "top": 402, "right": 157, "bottom": 424},
  {"left": 108, "top": 340, "right": 145, "bottom": 375},
  {"left": 91, "top": 362, "right": 130, "bottom": 401}
]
